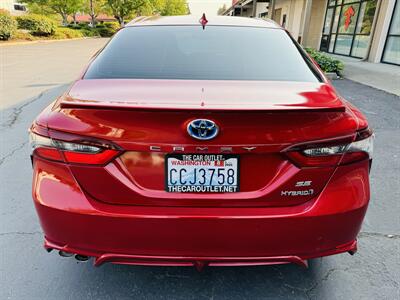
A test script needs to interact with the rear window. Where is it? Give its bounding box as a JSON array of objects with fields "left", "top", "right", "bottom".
[{"left": 84, "top": 26, "right": 319, "bottom": 82}]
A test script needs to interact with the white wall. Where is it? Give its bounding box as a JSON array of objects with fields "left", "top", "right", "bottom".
[
  {"left": 256, "top": 2, "right": 268, "bottom": 17},
  {"left": 291, "top": 0, "right": 306, "bottom": 41},
  {"left": 369, "top": 0, "right": 397, "bottom": 62},
  {"left": 274, "top": 0, "right": 305, "bottom": 41},
  {"left": 0, "top": 1, "right": 27, "bottom": 15},
  {"left": 303, "top": 0, "right": 327, "bottom": 49},
  {"left": 0, "top": 0, "right": 15, "bottom": 11}
]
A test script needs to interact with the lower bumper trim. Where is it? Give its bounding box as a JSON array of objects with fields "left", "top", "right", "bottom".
[
  {"left": 95, "top": 253, "right": 309, "bottom": 269},
  {"left": 44, "top": 238, "right": 357, "bottom": 270}
]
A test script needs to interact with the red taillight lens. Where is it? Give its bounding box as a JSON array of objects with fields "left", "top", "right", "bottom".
[
  {"left": 29, "top": 131, "right": 121, "bottom": 165},
  {"left": 35, "top": 147, "right": 64, "bottom": 161},
  {"left": 285, "top": 128, "right": 373, "bottom": 168},
  {"left": 62, "top": 149, "right": 119, "bottom": 164},
  {"left": 284, "top": 150, "right": 343, "bottom": 167}
]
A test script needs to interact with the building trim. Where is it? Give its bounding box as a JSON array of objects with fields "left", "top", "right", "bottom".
[{"left": 381, "top": 0, "right": 399, "bottom": 65}]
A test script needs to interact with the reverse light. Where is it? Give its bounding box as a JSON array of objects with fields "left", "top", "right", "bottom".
[
  {"left": 303, "top": 145, "right": 348, "bottom": 156},
  {"left": 29, "top": 131, "right": 121, "bottom": 165},
  {"left": 286, "top": 128, "right": 373, "bottom": 167}
]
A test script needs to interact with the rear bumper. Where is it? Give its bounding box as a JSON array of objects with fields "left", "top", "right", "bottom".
[
  {"left": 44, "top": 238, "right": 357, "bottom": 269},
  {"left": 33, "top": 158, "right": 370, "bottom": 267}
]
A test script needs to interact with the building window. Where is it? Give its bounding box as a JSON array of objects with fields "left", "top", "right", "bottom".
[
  {"left": 259, "top": 12, "right": 267, "bottom": 18},
  {"left": 382, "top": 1, "right": 400, "bottom": 65},
  {"left": 320, "top": 0, "right": 377, "bottom": 58},
  {"left": 14, "top": 4, "right": 26, "bottom": 11}
]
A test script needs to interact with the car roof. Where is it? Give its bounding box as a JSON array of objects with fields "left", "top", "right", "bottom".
[{"left": 126, "top": 15, "right": 281, "bottom": 29}]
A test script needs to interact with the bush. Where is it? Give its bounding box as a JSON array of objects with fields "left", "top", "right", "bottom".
[
  {"left": 305, "top": 48, "right": 344, "bottom": 75},
  {"left": 77, "top": 23, "right": 90, "bottom": 29},
  {"left": 104, "top": 22, "right": 120, "bottom": 31},
  {"left": 67, "top": 23, "right": 80, "bottom": 29},
  {"left": 96, "top": 26, "right": 115, "bottom": 37},
  {"left": 12, "top": 30, "right": 36, "bottom": 41},
  {"left": 16, "top": 14, "right": 56, "bottom": 36},
  {"left": 67, "top": 22, "right": 118, "bottom": 38},
  {"left": 80, "top": 28, "right": 100, "bottom": 37},
  {"left": 53, "top": 27, "right": 84, "bottom": 39},
  {"left": 0, "top": 9, "right": 17, "bottom": 40},
  {"left": 80, "top": 25, "right": 117, "bottom": 37}
]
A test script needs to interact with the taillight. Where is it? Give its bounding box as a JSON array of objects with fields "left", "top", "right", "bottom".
[
  {"left": 285, "top": 128, "right": 373, "bottom": 167},
  {"left": 29, "top": 130, "right": 122, "bottom": 165}
]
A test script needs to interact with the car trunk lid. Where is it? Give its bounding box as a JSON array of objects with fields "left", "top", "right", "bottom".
[
  {"left": 47, "top": 79, "right": 356, "bottom": 207},
  {"left": 61, "top": 79, "right": 345, "bottom": 111}
]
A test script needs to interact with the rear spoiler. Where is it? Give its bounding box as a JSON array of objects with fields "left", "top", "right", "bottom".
[{"left": 59, "top": 102, "right": 346, "bottom": 112}]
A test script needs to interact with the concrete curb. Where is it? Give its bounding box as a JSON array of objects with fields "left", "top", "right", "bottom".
[
  {"left": 0, "top": 37, "right": 99, "bottom": 47},
  {"left": 325, "top": 53, "right": 400, "bottom": 96},
  {"left": 325, "top": 72, "right": 341, "bottom": 80}
]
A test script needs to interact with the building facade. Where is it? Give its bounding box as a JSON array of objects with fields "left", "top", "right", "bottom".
[
  {"left": 224, "top": 0, "right": 399, "bottom": 65},
  {"left": 0, "top": 0, "right": 26, "bottom": 15}
]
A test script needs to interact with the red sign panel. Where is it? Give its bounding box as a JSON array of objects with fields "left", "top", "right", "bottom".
[{"left": 344, "top": 6, "right": 355, "bottom": 31}]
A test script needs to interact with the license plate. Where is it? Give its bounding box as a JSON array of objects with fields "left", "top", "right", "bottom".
[{"left": 165, "top": 154, "right": 239, "bottom": 193}]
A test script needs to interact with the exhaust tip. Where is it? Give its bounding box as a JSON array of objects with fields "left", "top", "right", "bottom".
[
  {"left": 59, "top": 250, "right": 74, "bottom": 257},
  {"left": 75, "top": 254, "right": 89, "bottom": 262},
  {"left": 348, "top": 250, "right": 357, "bottom": 256}
]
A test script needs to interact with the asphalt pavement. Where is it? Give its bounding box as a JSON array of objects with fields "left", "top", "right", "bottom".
[{"left": 0, "top": 39, "right": 399, "bottom": 300}]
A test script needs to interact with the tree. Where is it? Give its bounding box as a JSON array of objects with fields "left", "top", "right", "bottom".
[
  {"left": 23, "top": 0, "right": 85, "bottom": 25},
  {"left": 105, "top": 0, "right": 146, "bottom": 26},
  {"left": 136, "top": 0, "right": 164, "bottom": 16},
  {"left": 86, "top": 0, "right": 107, "bottom": 27},
  {"left": 161, "top": 0, "right": 188, "bottom": 16},
  {"left": 135, "top": 0, "right": 188, "bottom": 16}
]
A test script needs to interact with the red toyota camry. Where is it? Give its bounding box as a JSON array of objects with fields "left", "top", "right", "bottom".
[{"left": 30, "top": 16, "right": 373, "bottom": 269}]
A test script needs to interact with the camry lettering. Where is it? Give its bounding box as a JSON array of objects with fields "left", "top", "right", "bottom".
[
  {"left": 242, "top": 146, "right": 257, "bottom": 152},
  {"left": 196, "top": 146, "right": 208, "bottom": 152},
  {"left": 173, "top": 146, "right": 185, "bottom": 152},
  {"left": 150, "top": 146, "right": 257, "bottom": 153},
  {"left": 149, "top": 145, "right": 161, "bottom": 151},
  {"left": 220, "top": 147, "right": 233, "bottom": 153}
]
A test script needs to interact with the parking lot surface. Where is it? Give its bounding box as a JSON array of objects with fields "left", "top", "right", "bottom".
[{"left": 1, "top": 39, "right": 399, "bottom": 299}]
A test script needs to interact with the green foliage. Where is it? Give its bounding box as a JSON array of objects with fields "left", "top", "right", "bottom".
[
  {"left": 22, "top": 0, "right": 188, "bottom": 29},
  {"left": 68, "top": 22, "right": 89, "bottom": 29},
  {"left": 305, "top": 48, "right": 344, "bottom": 75},
  {"left": 16, "top": 14, "right": 57, "bottom": 36},
  {"left": 104, "top": 0, "right": 188, "bottom": 25},
  {"left": 0, "top": 9, "right": 17, "bottom": 40},
  {"left": 64, "top": 21, "right": 118, "bottom": 37},
  {"left": 84, "top": 0, "right": 107, "bottom": 26},
  {"left": 53, "top": 27, "right": 84, "bottom": 39},
  {"left": 360, "top": 1, "right": 376, "bottom": 34},
  {"left": 136, "top": 1, "right": 156, "bottom": 15},
  {"left": 79, "top": 27, "right": 100, "bottom": 37},
  {"left": 12, "top": 30, "right": 37, "bottom": 41},
  {"left": 105, "top": 0, "right": 145, "bottom": 25},
  {"left": 138, "top": 0, "right": 188, "bottom": 16},
  {"left": 72, "top": 22, "right": 118, "bottom": 37},
  {"left": 23, "top": 0, "right": 85, "bottom": 25},
  {"left": 104, "top": 21, "right": 120, "bottom": 30},
  {"left": 160, "top": 0, "right": 188, "bottom": 15},
  {"left": 95, "top": 26, "right": 115, "bottom": 37}
]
